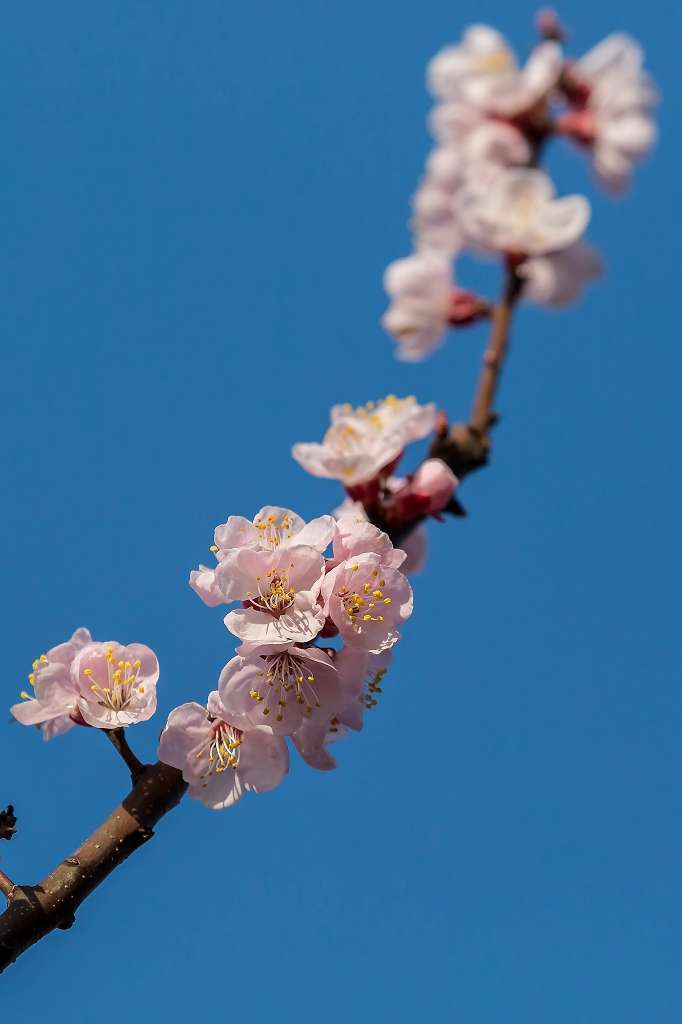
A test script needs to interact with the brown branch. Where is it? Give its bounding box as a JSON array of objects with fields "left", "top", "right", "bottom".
[
  {"left": 428, "top": 264, "right": 524, "bottom": 481},
  {"left": 0, "top": 871, "right": 16, "bottom": 900},
  {"left": 469, "top": 264, "right": 523, "bottom": 435},
  {"left": 0, "top": 761, "right": 186, "bottom": 973}
]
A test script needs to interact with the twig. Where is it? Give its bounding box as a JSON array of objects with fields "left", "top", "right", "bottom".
[
  {"left": 469, "top": 263, "right": 523, "bottom": 436},
  {"left": 428, "top": 265, "right": 524, "bottom": 481},
  {"left": 105, "top": 728, "right": 147, "bottom": 783},
  {"left": 0, "top": 761, "right": 186, "bottom": 972},
  {"left": 0, "top": 806, "right": 17, "bottom": 842}
]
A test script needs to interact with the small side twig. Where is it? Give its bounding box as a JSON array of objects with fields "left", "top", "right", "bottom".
[
  {"left": 0, "top": 806, "right": 17, "bottom": 842},
  {"left": 105, "top": 729, "right": 147, "bottom": 783}
]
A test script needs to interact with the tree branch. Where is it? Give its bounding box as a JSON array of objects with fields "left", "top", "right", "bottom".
[
  {"left": 429, "top": 264, "right": 524, "bottom": 480},
  {"left": 0, "top": 761, "right": 186, "bottom": 973},
  {"left": 0, "top": 871, "right": 16, "bottom": 900}
]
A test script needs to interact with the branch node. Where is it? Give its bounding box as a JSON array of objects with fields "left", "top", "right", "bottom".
[
  {"left": 0, "top": 807, "right": 17, "bottom": 842},
  {"left": 429, "top": 422, "right": 490, "bottom": 479}
]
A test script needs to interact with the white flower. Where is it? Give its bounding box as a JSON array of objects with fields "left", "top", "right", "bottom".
[
  {"left": 573, "top": 33, "right": 658, "bottom": 192},
  {"left": 519, "top": 241, "right": 602, "bottom": 308},
  {"left": 292, "top": 395, "right": 436, "bottom": 488},
  {"left": 381, "top": 252, "right": 454, "bottom": 362},
  {"left": 412, "top": 116, "right": 531, "bottom": 256},
  {"left": 428, "top": 25, "right": 562, "bottom": 116},
  {"left": 457, "top": 167, "right": 590, "bottom": 257},
  {"left": 429, "top": 105, "right": 532, "bottom": 165},
  {"left": 411, "top": 173, "right": 464, "bottom": 257}
]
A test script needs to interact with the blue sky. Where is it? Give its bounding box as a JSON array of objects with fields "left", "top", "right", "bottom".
[{"left": 0, "top": 2, "right": 679, "bottom": 1020}]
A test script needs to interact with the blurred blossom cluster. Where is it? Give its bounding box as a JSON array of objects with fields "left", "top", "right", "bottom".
[{"left": 382, "top": 22, "right": 658, "bottom": 362}]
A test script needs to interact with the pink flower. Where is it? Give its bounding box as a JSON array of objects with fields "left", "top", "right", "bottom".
[
  {"left": 190, "top": 507, "right": 334, "bottom": 608},
  {"left": 291, "top": 650, "right": 391, "bottom": 770},
  {"left": 11, "top": 632, "right": 159, "bottom": 733},
  {"left": 321, "top": 552, "right": 413, "bottom": 653},
  {"left": 519, "top": 240, "right": 602, "bottom": 308},
  {"left": 213, "top": 506, "right": 334, "bottom": 555},
  {"left": 11, "top": 627, "right": 92, "bottom": 740},
  {"left": 428, "top": 26, "right": 562, "bottom": 117},
  {"left": 399, "top": 523, "right": 428, "bottom": 575},
  {"left": 158, "top": 691, "right": 288, "bottom": 809},
  {"left": 458, "top": 167, "right": 590, "bottom": 258},
  {"left": 215, "top": 545, "right": 326, "bottom": 647},
  {"left": 71, "top": 642, "right": 159, "bottom": 728},
  {"left": 334, "top": 497, "right": 429, "bottom": 576},
  {"left": 292, "top": 396, "right": 436, "bottom": 488},
  {"left": 387, "top": 459, "right": 458, "bottom": 520},
  {"left": 189, "top": 563, "right": 226, "bottom": 608},
  {"left": 331, "top": 515, "right": 406, "bottom": 570},
  {"left": 219, "top": 643, "right": 342, "bottom": 734}
]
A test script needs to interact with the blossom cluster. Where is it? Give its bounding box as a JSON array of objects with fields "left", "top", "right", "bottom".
[
  {"left": 292, "top": 393, "right": 458, "bottom": 567},
  {"left": 11, "top": 395, "right": 446, "bottom": 813},
  {"left": 173, "top": 505, "right": 411, "bottom": 807},
  {"left": 11, "top": 628, "right": 159, "bottom": 737},
  {"left": 382, "top": 23, "right": 657, "bottom": 361}
]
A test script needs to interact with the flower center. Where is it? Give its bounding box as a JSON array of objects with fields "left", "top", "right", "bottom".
[
  {"left": 362, "top": 665, "right": 389, "bottom": 710},
  {"left": 18, "top": 653, "right": 48, "bottom": 701},
  {"left": 204, "top": 721, "right": 243, "bottom": 774},
  {"left": 253, "top": 511, "right": 296, "bottom": 549},
  {"left": 338, "top": 565, "right": 393, "bottom": 632},
  {"left": 247, "top": 652, "right": 321, "bottom": 722},
  {"left": 324, "top": 422, "right": 368, "bottom": 458},
  {"left": 475, "top": 49, "right": 516, "bottom": 76},
  {"left": 85, "top": 647, "right": 144, "bottom": 712},
  {"left": 246, "top": 563, "right": 298, "bottom": 615}
]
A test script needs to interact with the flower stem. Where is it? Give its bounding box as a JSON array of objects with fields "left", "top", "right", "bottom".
[{"left": 105, "top": 729, "right": 146, "bottom": 783}]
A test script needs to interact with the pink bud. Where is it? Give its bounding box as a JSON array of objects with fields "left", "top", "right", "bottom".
[
  {"left": 535, "top": 8, "right": 566, "bottom": 43},
  {"left": 344, "top": 454, "right": 403, "bottom": 506},
  {"left": 447, "top": 289, "right": 490, "bottom": 326},
  {"left": 409, "top": 459, "right": 458, "bottom": 515},
  {"left": 385, "top": 459, "right": 458, "bottom": 523},
  {"left": 556, "top": 108, "right": 596, "bottom": 144},
  {"left": 559, "top": 62, "right": 592, "bottom": 108}
]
